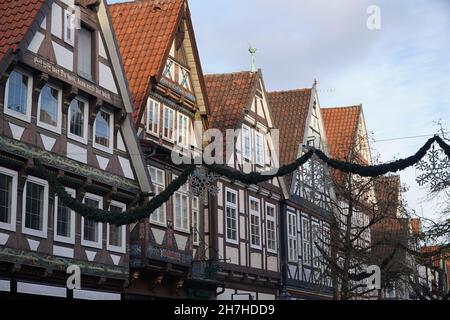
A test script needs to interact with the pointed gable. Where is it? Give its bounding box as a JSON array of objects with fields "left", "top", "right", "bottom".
[
  {"left": 109, "top": 0, "right": 183, "bottom": 120},
  {"left": 321, "top": 105, "right": 362, "bottom": 161},
  {"left": 268, "top": 88, "right": 312, "bottom": 166},
  {"left": 0, "top": 0, "right": 46, "bottom": 65},
  {"left": 204, "top": 71, "right": 258, "bottom": 131}
]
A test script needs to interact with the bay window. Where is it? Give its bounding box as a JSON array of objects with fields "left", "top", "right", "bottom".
[
  {"left": 37, "top": 84, "right": 62, "bottom": 133},
  {"left": 68, "top": 97, "right": 88, "bottom": 144},
  {"left": 149, "top": 167, "right": 166, "bottom": 226},
  {"left": 4, "top": 69, "right": 32, "bottom": 122},
  {"left": 107, "top": 201, "right": 126, "bottom": 253},
  {"left": 22, "top": 176, "right": 49, "bottom": 238},
  {"left": 0, "top": 167, "right": 18, "bottom": 231},
  {"left": 54, "top": 188, "right": 76, "bottom": 244},
  {"left": 93, "top": 109, "right": 114, "bottom": 153},
  {"left": 81, "top": 194, "right": 103, "bottom": 249},
  {"left": 249, "top": 197, "right": 261, "bottom": 249},
  {"left": 225, "top": 188, "right": 238, "bottom": 244}
]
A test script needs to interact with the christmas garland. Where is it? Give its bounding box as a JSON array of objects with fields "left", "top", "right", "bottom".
[{"left": 33, "top": 136, "right": 450, "bottom": 226}]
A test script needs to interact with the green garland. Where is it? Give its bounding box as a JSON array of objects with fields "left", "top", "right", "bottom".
[{"left": 33, "top": 136, "right": 450, "bottom": 226}]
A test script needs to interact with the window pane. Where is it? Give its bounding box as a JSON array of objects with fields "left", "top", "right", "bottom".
[
  {"left": 7, "top": 71, "right": 28, "bottom": 114},
  {"left": 95, "top": 111, "right": 110, "bottom": 147},
  {"left": 78, "top": 27, "right": 92, "bottom": 79},
  {"left": 25, "top": 182, "right": 44, "bottom": 231},
  {"left": 56, "top": 198, "right": 71, "bottom": 238},
  {"left": 0, "top": 174, "right": 12, "bottom": 224},
  {"left": 109, "top": 205, "right": 123, "bottom": 247},
  {"left": 39, "top": 85, "right": 59, "bottom": 127},
  {"left": 83, "top": 198, "right": 99, "bottom": 242},
  {"left": 164, "top": 108, "right": 174, "bottom": 140},
  {"left": 69, "top": 99, "right": 85, "bottom": 138}
]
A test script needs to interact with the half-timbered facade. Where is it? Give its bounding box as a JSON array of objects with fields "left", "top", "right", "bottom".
[
  {"left": 204, "top": 70, "right": 287, "bottom": 300},
  {"left": 269, "top": 86, "right": 334, "bottom": 300},
  {"left": 0, "top": 0, "right": 152, "bottom": 299},
  {"left": 109, "top": 0, "right": 217, "bottom": 299}
]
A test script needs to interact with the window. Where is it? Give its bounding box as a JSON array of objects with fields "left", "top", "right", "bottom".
[
  {"left": 174, "top": 176, "right": 189, "bottom": 232},
  {"left": 107, "top": 201, "right": 126, "bottom": 253},
  {"left": 249, "top": 197, "right": 261, "bottom": 249},
  {"left": 149, "top": 167, "right": 166, "bottom": 226},
  {"left": 81, "top": 194, "right": 103, "bottom": 249},
  {"left": 225, "top": 188, "right": 238, "bottom": 244},
  {"left": 78, "top": 26, "right": 92, "bottom": 80},
  {"left": 266, "top": 204, "right": 277, "bottom": 252},
  {"left": 68, "top": 97, "right": 88, "bottom": 144},
  {"left": 37, "top": 84, "right": 62, "bottom": 133},
  {"left": 312, "top": 222, "right": 321, "bottom": 268},
  {"left": 22, "top": 176, "right": 49, "bottom": 238},
  {"left": 54, "top": 188, "right": 76, "bottom": 244},
  {"left": 64, "top": 10, "right": 75, "bottom": 45},
  {"left": 192, "top": 197, "right": 200, "bottom": 246},
  {"left": 177, "top": 113, "right": 189, "bottom": 147},
  {"left": 163, "top": 107, "right": 175, "bottom": 141},
  {"left": 147, "top": 98, "right": 160, "bottom": 135},
  {"left": 255, "top": 132, "right": 265, "bottom": 166},
  {"left": 287, "top": 211, "right": 298, "bottom": 262},
  {"left": 93, "top": 109, "right": 114, "bottom": 153},
  {"left": 0, "top": 167, "right": 18, "bottom": 231},
  {"left": 242, "top": 125, "right": 251, "bottom": 160},
  {"left": 302, "top": 217, "right": 311, "bottom": 266},
  {"left": 4, "top": 70, "right": 32, "bottom": 122}
]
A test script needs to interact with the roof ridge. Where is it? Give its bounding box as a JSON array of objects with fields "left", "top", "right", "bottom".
[
  {"left": 322, "top": 105, "right": 362, "bottom": 110},
  {"left": 204, "top": 70, "right": 255, "bottom": 77},
  {"left": 268, "top": 87, "right": 312, "bottom": 94}
]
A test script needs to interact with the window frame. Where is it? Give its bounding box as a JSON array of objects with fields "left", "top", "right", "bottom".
[
  {"left": 54, "top": 187, "right": 76, "bottom": 244},
  {"left": 37, "top": 83, "right": 63, "bottom": 134},
  {"left": 64, "top": 9, "right": 75, "bottom": 46},
  {"left": 0, "top": 166, "right": 18, "bottom": 232},
  {"left": 106, "top": 200, "right": 127, "bottom": 254},
  {"left": 77, "top": 25, "right": 93, "bottom": 80},
  {"left": 301, "top": 216, "right": 311, "bottom": 266},
  {"left": 67, "top": 96, "right": 89, "bottom": 144},
  {"left": 173, "top": 175, "right": 190, "bottom": 233},
  {"left": 93, "top": 108, "right": 114, "bottom": 154},
  {"left": 149, "top": 167, "right": 167, "bottom": 227},
  {"left": 21, "top": 175, "right": 49, "bottom": 239},
  {"left": 163, "top": 106, "right": 175, "bottom": 142},
  {"left": 146, "top": 98, "right": 160, "bottom": 136},
  {"left": 287, "top": 211, "right": 298, "bottom": 263},
  {"left": 4, "top": 69, "right": 33, "bottom": 123},
  {"left": 312, "top": 220, "right": 321, "bottom": 268},
  {"left": 255, "top": 131, "right": 265, "bottom": 166},
  {"left": 81, "top": 193, "right": 103, "bottom": 249},
  {"left": 249, "top": 196, "right": 262, "bottom": 250},
  {"left": 242, "top": 124, "right": 252, "bottom": 161},
  {"left": 177, "top": 112, "right": 189, "bottom": 148},
  {"left": 265, "top": 203, "right": 277, "bottom": 254},
  {"left": 192, "top": 197, "right": 200, "bottom": 246},
  {"left": 225, "top": 188, "right": 239, "bottom": 245}
]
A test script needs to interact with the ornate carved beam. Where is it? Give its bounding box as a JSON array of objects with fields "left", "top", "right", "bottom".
[{"left": 89, "top": 98, "right": 103, "bottom": 125}]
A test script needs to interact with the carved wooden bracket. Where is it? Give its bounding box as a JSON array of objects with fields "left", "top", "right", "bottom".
[
  {"left": 18, "top": 159, "right": 35, "bottom": 191},
  {"left": 76, "top": 177, "right": 92, "bottom": 201},
  {"left": 63, "top": 85, "right": 78, "bottom": 113},
  {"left": 89, "top": 98, "right": 103, "bottom": 125},
  {"left": 35, "top": 72, "right": 49, "bottom": 92},
  {"left": 103, "top": 186, "right": 117, "bottom": 209}
]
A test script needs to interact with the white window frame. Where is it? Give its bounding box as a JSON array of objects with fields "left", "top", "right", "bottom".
[
  {"left": 149, "top": 167, "right": 166, "bottom": 227},
  {"left": 4, "top": 69, "right": 33, "bottom": 123},
  {"left": 242, "top": 125, "right": 251, "bottom": 161},
  {"left": 54, "top": 187, "right": 76, "bottom": 244},
  {"left": 37, "top": 83, "right": 63, "bottom": 134},
  {"left": 64, "top": 9, "right": 75, "bottom": 46},
  {"left": 249, "top": 196, "right": 261, "bottom": 250},
  {"left": 173, "top": 175, "right": 190, "bottom": 233},
  {"left": 312, "top": 221, "right": 321, "bottom": 268},
  {"left": 177, "top": 112, "right": 189, "bottom": 148},
  {"left": 287, "top": 211, "right": 298, "bottom": 262},
  {"left": 192, "top": 197, "right": 200, "bottom": 246},
  {"left": 265, "top": 203, "right": 277, "bottom": 253},
  {"left": 0, "top": 166, "right": 18, "bottom": 232},
  {"left": 225, "top": 188, "right": 239, "bottom": 245},
  {"left": 146, "top": 98, "right": 160, "bottom": 136},
  {"left": 255, "top": 131, "right": 265, "bottom": 166},
  {"left": 302, "top": 216, "right": 311, "bottom": 266},
  {"left": 81, "top": 193, "right": 103, "bottom": 249},
  {"left": 93, "top": 108, "right": 114, "bottom": 154},
  {"left": 163, "top": 106, "right": 175, "bottom": 142},
  {"left": 21, "top": 176, "right": 49, "bottom": 239},
  {"left": 106, "top": 201, "right": 126, "bottom": 254},
  {"left": 67, "top": 96, "right": 89, "bottom": 144}
]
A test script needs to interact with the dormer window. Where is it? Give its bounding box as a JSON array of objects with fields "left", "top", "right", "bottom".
[
  {"left": 93, "top": 109, "right": 114, "bottom": 154},
  {"left": 77, "top": 25, "right": 93, "bottom": 80}
]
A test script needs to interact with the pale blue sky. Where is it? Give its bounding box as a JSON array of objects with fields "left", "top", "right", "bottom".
[{"left": 108, "top": 0, "right": 450, "bottom": 220}]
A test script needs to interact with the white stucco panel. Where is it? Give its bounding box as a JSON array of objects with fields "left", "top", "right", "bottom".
[
  {"left": 27, "top": 32, "right": 45, "bottom": 54},
  {"left": 67, "top": 143, "right": 87, "bottom": 164},
  {"left": 51, "top": 3, "right": 62, "bottom": 39},
  {"left": 118, "top": 156, "right": 135, "bottom": 180},
  {"left": 52, "top": 41, "right": 73, "bottom": 71},
  {"left": 99, "top": 63, "right": 118, "bottom": 94}
]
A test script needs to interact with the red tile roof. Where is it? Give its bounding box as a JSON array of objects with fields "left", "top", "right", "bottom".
[
  {"left": 109, "top": 0, "right": 184, "bottom": 122},
  {"left": 204, "top": 71, "right": 258, "bottom": 132},
  {"left": 268, "top": 88, "right": 312, "bottom": 166},
  {"left": 0, "top": 0, "right": 45, "bottom": 63},
  {"left": 321, "top": 106, "right": 362, "bottom": 161}
]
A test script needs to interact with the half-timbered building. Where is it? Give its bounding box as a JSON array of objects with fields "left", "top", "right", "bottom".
[
  {"left": 109, "top": 0, "right": 217, "bottom": 299},
  {"left": 204, "top": 70, "right": 287, "bottom": 300},
  {"left": 268, "top": 85, "right": 334, "bottom": 300},
  {"left": 0, "top": 0, "right": 153, "bottom": 299}
]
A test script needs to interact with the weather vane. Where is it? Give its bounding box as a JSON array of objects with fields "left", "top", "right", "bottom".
[{"left": 249, "top": 44, "right": 257, "bottom": 72}]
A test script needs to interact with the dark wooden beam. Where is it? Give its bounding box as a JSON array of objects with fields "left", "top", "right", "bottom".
[{"left": 89, "top": 98, "right": 103, "bottom": 125}]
